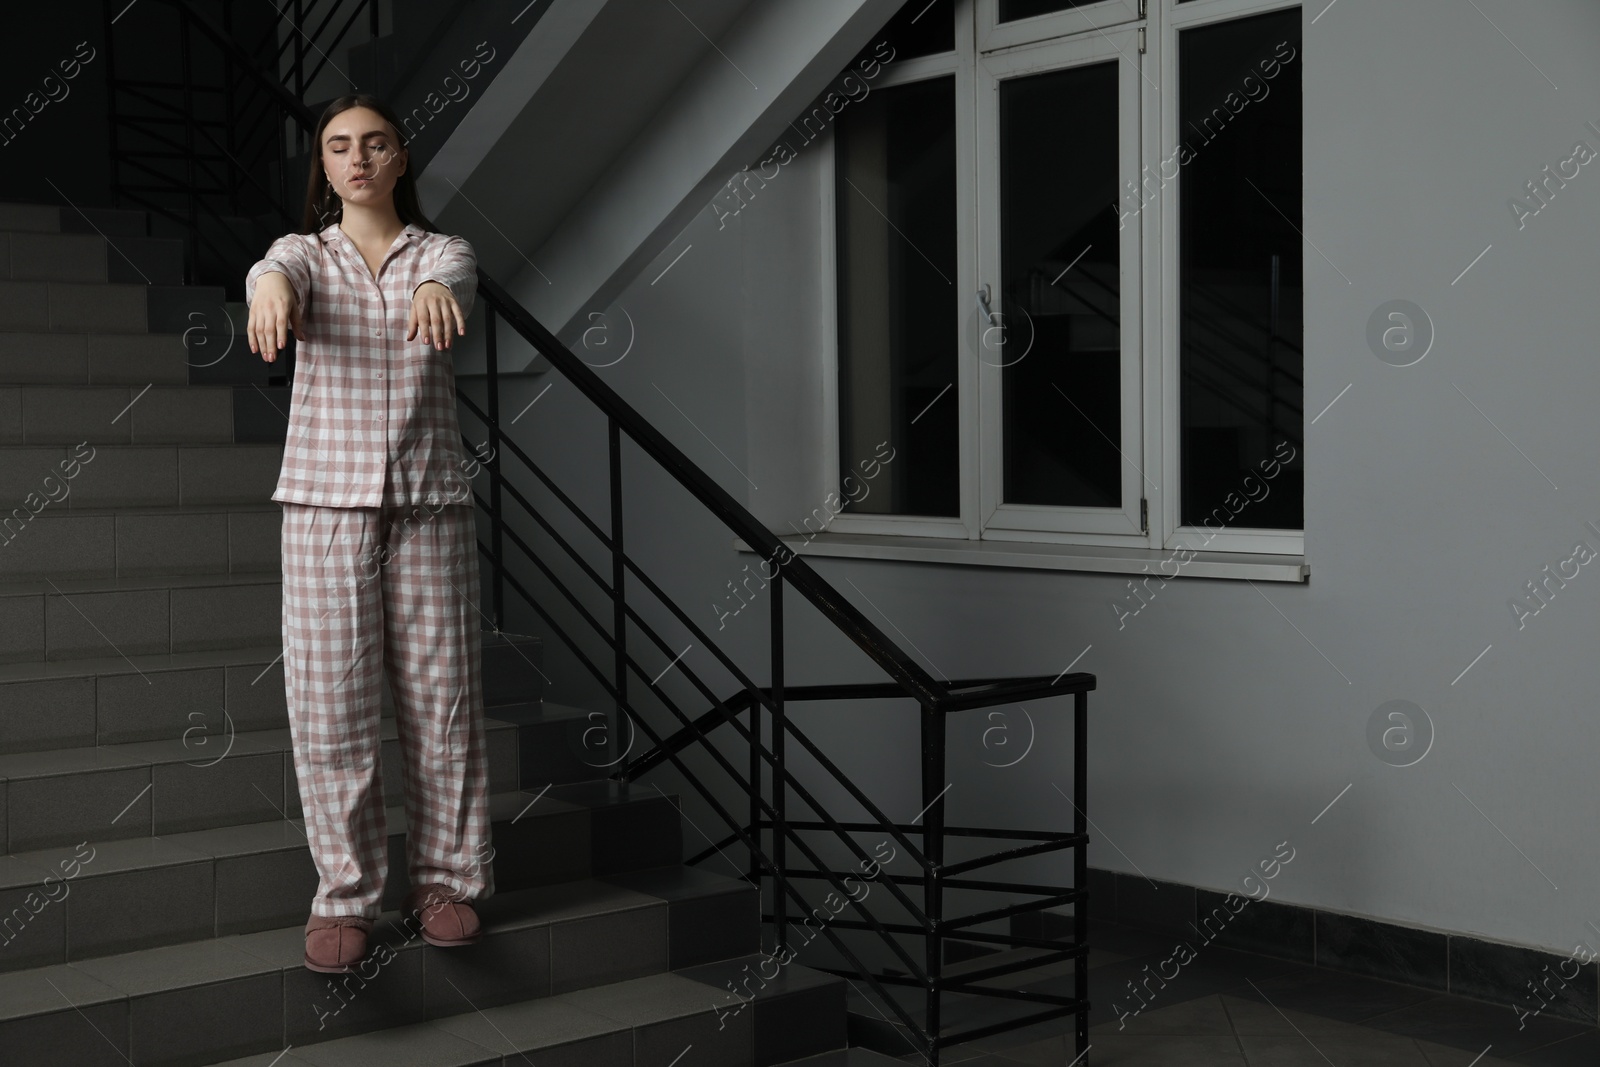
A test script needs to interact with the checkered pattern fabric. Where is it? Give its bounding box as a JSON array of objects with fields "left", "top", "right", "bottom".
[
  {"left": 245, "top": 222, "right": 480, "bottom": 508},
  {"left": 280, "top": 500, "right": 495, "bottom": 920}
]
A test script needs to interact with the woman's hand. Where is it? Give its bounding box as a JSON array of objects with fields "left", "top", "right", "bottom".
[
  {"left": 409, "top": 280, "right": 466, "bottom": 349},
  {"left": 247, "top": 272, "right": 305, "bottom": 363}
]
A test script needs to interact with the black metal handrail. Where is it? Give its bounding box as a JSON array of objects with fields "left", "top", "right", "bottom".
[{"left": 132, "top": 3, "right": 1098, "bottom": 1061}]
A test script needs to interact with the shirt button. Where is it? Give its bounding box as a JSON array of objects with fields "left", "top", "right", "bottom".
[
  {"left": 373, "top": 329, "right": 381, "bottom": 337},
  {"left": 374, "top": 371, "right": 382, "bottom": 379}
]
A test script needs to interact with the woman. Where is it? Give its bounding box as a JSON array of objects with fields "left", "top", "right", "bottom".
[{"left": 245, "top": 93, "right": 495, "bottom": 973}]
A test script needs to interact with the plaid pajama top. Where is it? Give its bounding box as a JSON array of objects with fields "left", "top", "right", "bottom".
[{"left": 244, "top": 222, "right": 479, "bottom": 508}]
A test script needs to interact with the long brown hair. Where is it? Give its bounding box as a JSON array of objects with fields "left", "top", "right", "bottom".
[{"left": 298, "top": 94, "right": 438, "bottom": 235}]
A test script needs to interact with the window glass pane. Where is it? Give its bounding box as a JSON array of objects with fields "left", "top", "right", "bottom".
[
  {"left": 998, "top": 61, "right": 1122, "bottom": 509},
  {"left": 854, "top": 0, "right": 955, "bottom": 65},
  {"left": 999, "top": 0, "right": 1102, "bottom": 22},
  {"left": 1178, "top": 10, "right": 1304, "bottom": 530},
  {"left": 835, "top": 76, "right": 960, "bottom": 517}
]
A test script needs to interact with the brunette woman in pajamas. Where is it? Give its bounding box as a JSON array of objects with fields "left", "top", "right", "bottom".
[{"left": 244, "top": 93, "right": 494, "bottom": 974}]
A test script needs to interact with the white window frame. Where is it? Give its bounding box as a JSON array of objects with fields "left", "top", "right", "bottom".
[
  {"left": 819, "top": 28, "right": 979, "bottom": 540},
  {"left": 977, "top": 0, "right": 1144, "bottom": 53},
  {"left": 818, "top": 0, "right": 1306, "bottom": 559},
  {"left": 1159, "top": 0, "right": 1304, "bottom": 557},
  {"left": 977, "top": 26, "right": 1147, "bottom": 544}
]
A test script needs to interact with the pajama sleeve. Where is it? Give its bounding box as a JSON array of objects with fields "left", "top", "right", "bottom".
[
  {"left": 413, "top": 235, "right": 478, "bottom": 320},
  {"left": 245, "top": 233, "right": 315, "bottom": 313}
]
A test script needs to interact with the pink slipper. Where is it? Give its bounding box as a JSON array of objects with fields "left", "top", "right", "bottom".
[
  {"left": 401, "top": 883, "right": 482, "bottom": 947},
  {"left": 304, "top": 913, "right": 374, "bottom": 973}
]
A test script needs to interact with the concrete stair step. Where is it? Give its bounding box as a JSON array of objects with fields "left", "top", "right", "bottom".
[
  {"left": 198, "top": 958, "right": 843, "bottom": 1067},
  {"left": 0, "top": 717, "right": 525, "bottom": 852},
  {"left": 0, "top": 780, "right": 687, "bottom": 976},
  {"left": 0, "top": 865, "right": 786, "bottom": 1066},
  {"left": 490, "top": 701, "right": 634, "bottom": 791},
  {"left": 0, "top": 325, "right": 294, "bottom": 396},
  {"left": 0, "top": 383, "right": 236, "bottom": 444},
  {"left": 0, "top": 441, "right": 281, "bottom": 508},
  {"left": 0, "top": 278, "right": 151, "bottom": 332},
  {"left": 0, "top": 630, "right": 552, "bottom": 835},
  {"left": 0, "top": 501, "right": 282, "bottom": 582},
  {"left": 0, "top": 330, "right": 195, "bottom": 386},
  {"left": 0, "top": 642, "right": 289, "bottom": 752},
  {"left": 0, "top": 278, "right": 255, "bottom": 374},
  {"left": 52, "top": 204, "right": 152, "bottom": 238},
  {"left": 0, "top": 630, "right": 546, "bottom": 768},
  {"left": 0, "top": 568, "right": 282, "bottom": 665},
  {"left": 0, "top": 229, "right": 185, "bottom": 285}
]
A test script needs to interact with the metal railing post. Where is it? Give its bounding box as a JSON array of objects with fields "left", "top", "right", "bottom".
[
  {"left": 1074, "top": 688, "right": 1090, "bottom": 1059},
  {"left": 180, "top": 11, "right": 198, "bottom": 285},
  {"left": 608, "top": 418, "right": 627, "bottom": 774},
  {"left": 485, "top": 305, "right": 503, "bottom": 630},
  {"left": 771, "top": 574, "right": 786, "bottom": 951},
  {"left": 749, "top": 684, "right": 761, "bottom": 893},
  {"left": 921, "top": 700, "right": 945, "bottom": 1064}
]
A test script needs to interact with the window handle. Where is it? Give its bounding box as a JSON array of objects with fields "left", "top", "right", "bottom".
[{"left": 977, "top": 284, "right": 1000, "bottom": 328}]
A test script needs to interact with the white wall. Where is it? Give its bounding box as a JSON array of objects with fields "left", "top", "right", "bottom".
[{"left": 483, "top": 0, "right": 1600, "bottom": 958}]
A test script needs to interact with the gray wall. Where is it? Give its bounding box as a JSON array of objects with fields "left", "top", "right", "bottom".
[{"left": 481, "top": 0, "right": 1600, "bottom": 959}]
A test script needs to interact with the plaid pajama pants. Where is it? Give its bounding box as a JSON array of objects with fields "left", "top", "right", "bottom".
[{"left": 280, "top": 500, "right": 496, "bottom": 920}]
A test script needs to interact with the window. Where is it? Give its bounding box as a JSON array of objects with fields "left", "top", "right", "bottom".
[
  {"left": 823, "top": 0, "right": 1305, "bottom": 558},
  {"left": 835, "top": 75, "right": 960, "bottom": 518}
]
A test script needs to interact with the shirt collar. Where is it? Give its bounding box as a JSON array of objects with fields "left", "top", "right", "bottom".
[{"left": 318, "top": 221, "right": 427, "bottom": 250}]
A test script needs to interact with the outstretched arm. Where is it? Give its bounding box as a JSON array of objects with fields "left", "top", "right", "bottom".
[
  {"left": 409, "top": 235, "right": 477, "bottom": 349},
  {"left": 246, "top": 234, "right": 314, "bottom": 360}
]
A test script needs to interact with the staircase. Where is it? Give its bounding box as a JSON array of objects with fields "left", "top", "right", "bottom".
[{"left": 0, "top": 202, "right": 891, "bottom": 1066}]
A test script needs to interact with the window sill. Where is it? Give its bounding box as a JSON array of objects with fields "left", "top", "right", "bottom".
[{"left": 733, "top": 531, "right": 1309, "bottom": 583}]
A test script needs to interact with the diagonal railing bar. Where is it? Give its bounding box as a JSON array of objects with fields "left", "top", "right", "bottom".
[
  {"left": 294, "top": 0, "right": 375, "bottom": 89},
  {"left": 625, "top": 691, "right": 761, "bottom": 780}
]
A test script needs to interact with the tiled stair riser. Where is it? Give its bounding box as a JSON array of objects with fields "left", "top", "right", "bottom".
[{"left": 0, "top": 785, "right": 685, "bottom": 973}]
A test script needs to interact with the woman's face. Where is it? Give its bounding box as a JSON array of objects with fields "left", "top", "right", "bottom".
[{"left": 321, "top": 106, "right": 407, "bottom": 209}]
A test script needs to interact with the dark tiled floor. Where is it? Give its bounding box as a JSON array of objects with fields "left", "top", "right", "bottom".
[{"left": 848, "top": 920, "right": 1600, "bottom": 1066}]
